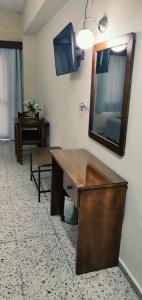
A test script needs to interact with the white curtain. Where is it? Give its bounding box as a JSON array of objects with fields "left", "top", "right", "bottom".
[
  {"left": 0, "top": 49, "right": 22, "bottom": 139},
  {"left": 95, "top": 54, "right": 126, "bottom": 113}
]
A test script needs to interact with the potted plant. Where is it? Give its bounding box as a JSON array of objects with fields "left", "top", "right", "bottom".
[{"left": 24, "top": 100, "right": 41, "bottom": 118}]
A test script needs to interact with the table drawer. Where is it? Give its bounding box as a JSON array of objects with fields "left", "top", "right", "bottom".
[{"left": 63, "top": 173, "right": 79, "bottom": 208}]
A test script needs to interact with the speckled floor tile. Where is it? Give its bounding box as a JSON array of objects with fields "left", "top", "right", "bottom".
[
  {"left": 0, "top": 215, "right": 16, "bottom": 243},
  {"left": 0, "top": 203, "right": 14, "bottom": 219},
  {"left": 22, "top": 275, "right": 80, "bottom": 300},
  {"left": 24, "top": 272, "right": 81, "bottom": 300},
  {"left": 0, "top": 274, "right": 24, "bottom": 300},
  {"left": 51, "top": 214, "right": 77, "bottom": 270},
  {"left": 16, "top": 236, "right": 80, "bottom": 300},
  {"left": 9, "top": 187, "right": 38, "bottom": 200},
  {"left": 0, "top": 241, "right": 19, "bottom": 279},
  {"left": 76, "top": 267, "right": 138, "bottom": 300},
  {"left": 41, "top": 192, "right": 51, "bottom": 210},
  {"left": 0, "top": 229, "right": 15, "bottom": 244},
  {"left": 13, "top": 207, "right": 55, "bottom": 240},
  {"left": 10, "top": 194, "right": 46, "bottom": 209},
  {"left": 0, "top": 194, "right": 11, "bottom": 205},
  {"left": 21, "top": 262, "right": 79, "bottom": 300},
  {"left": 17, "top": 235, "right": 67, "bottom": 272}
]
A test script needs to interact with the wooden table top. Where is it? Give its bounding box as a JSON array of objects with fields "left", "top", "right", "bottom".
[
  {"left": 14, "top": 118, "right": 49, "bottom": 125},
  {"left": 31, "top": 146, "right": 61, "bottom": 167},
  {"left": 50, "top": 149, "right": 127, "bottom": 190}
]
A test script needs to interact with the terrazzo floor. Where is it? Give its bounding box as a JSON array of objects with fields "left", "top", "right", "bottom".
[{"left": 0, "top": 141, "right": 139, "bottom": 300}]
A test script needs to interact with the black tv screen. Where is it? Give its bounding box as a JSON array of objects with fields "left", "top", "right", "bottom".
[{"left": 53, "top": 23, "right": 78, "bottom": 76}]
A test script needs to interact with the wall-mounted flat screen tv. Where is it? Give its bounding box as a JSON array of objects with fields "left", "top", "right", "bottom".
[{"left": 53, "top": 23, "right": 78, "bottom": 76}]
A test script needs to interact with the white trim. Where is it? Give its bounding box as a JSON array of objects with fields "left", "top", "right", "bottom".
[{"left": 119, "top": 258, "right": 142, "bottom": 295}]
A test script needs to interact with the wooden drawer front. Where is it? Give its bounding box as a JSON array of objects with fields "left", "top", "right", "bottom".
[{"left": 63, "top": 173, "right": 79, "bottom": 208}]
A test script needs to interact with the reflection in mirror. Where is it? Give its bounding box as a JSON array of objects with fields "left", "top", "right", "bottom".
[
  {"left": 93, "top": 45, "right": 127, "bottom": 144},
  {"left": 89, "top": 33, "right": 136, "bottom": 156}
]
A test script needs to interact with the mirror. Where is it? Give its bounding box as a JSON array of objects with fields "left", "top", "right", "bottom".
[{"left": 89, "top": 33, "right": 136, "bottom": 156}]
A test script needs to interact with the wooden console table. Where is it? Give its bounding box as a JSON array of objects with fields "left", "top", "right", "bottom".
[{"left": 50, "top": 149, "right": 127, "bottom": 275}]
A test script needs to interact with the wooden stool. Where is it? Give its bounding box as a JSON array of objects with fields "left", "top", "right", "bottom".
[{"left": 30, "top": 147, "right": 61, "bottom": 202}]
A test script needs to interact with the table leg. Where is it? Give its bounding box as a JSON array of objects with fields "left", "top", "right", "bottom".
[
  {"left": 51, "top": 158, "right": 65, "bottom": 216},
  {"left": 15, "top": 125, "right": 17, "bottom": 154},
  {"left": 16, "top": 125, "right": 20, "bottom": 162},
  {"left": 38, "top": 166, "right": 41, "bottom": 203},
  {"left": 30, "top": 153, "right": 33, "bottom": 181}
]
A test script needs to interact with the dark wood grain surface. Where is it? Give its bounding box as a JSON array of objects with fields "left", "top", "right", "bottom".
[
  {"left": 31, "top": 146, "right": 61, "bottom": 167},
  {"left": 50, "top": 149, "right": 127, "bottom": 189},
  {"left": 50, "top": 148, "right": 128, "bottom": 274}
]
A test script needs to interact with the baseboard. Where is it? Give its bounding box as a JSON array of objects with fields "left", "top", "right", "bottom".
[{"left": 119, "top": 259, "right": 142, "bottom": 300}]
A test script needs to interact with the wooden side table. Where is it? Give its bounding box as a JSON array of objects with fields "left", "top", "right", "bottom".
[{"left": 14, "top": 118, "right": 50, "bottom": 163}]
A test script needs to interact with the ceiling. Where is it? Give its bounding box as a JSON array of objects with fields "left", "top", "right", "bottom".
[
  {"left": 24, "top": 0, "right": 68, "bottom": 34},
  {"left": 0, "top": 0, "right": 26, "bottom": 13}
]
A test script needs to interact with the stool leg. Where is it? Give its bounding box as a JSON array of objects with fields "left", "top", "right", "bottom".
[
  {"left": 38, "top": 166, "right": 40, "bottom": 203},
  {"left": 30, "top": 153, "right": 33, "bottom": 181}
]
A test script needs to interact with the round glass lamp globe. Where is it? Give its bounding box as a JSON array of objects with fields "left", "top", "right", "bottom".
[{"left": 76, "top": 29, "right": 94, "bottom": 50}]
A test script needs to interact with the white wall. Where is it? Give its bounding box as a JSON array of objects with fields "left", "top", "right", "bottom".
[
  {"left": 35, "top": 0, "right": 142, "bottom": 290},
  {"left": 22, "top": 0, "right": 68, "bottom": 34},
  {"left": 22, "top": 35, "right": 37, "bottom": 101},
  {"left": 22, "top": 0, "right": 45, "bottom": 33},
  {"left": 0, "top": 11, "right": 22, "bottom": 41}
]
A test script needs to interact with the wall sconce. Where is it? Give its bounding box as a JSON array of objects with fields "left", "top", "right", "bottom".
[{"left": 76, "top": 0, "right": 108, "bottom": 50}]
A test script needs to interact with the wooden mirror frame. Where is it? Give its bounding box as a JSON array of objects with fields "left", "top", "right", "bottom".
[{"left": 89, "top": 33, "right": 136, "bottom": 156}]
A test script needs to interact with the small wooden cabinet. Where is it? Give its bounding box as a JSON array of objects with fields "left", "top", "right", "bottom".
[
  {"left": 14, "top": 119, "right": 49, "bottom": 162},
  {"left": 50, "top": 149, "right": 127, "bottom": 275}
]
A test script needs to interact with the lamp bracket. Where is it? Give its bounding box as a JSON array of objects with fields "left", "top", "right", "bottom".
[
  {"left": 85, "top": 15, "right": 108, "bottom": 33},
  {"left": 84, "top": 0, "right": 108, "bottom": 33},
  {"left": 76, "top": 47, "right": 85, "bottom": 67},
  {"left": 98, "top": 15, "right": 108, "bottom": 33},
  {"left": 85, "top": 16, "right": 98, "bottom": 26}
]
